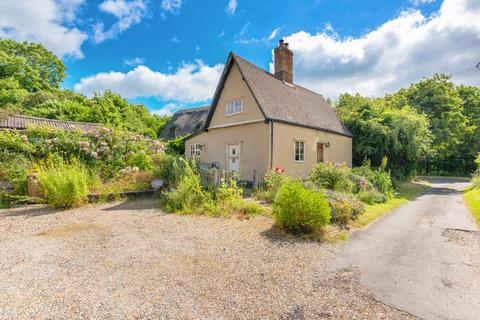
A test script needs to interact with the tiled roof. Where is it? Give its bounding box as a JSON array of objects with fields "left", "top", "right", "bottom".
[
  {"left": 159, "top": 106, "right": 209, "bottom": 140},
  {"left": 0, "top": 114, "right": 102, "bottom": 132},
  {"left": 205, "top": 53, "right": 352, "bottom": 137}
]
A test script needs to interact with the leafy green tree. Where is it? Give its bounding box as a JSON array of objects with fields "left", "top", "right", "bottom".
[
  {"left": 397, "top": 74, "right": 472, "bottom": 173},
  {"left": 0, "top": 39, "right": 66, "bottom": 92},
  {"left": 458, "top": 85, "right": 480, "bottom": 172},
  {"left": 336, "top": 93, "right": 431, "bottom": 178}
]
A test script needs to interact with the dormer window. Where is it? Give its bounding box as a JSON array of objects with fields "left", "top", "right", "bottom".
[
  {"left": 226, "top": 98, "right": 243, "bottom": 116},
  {"left": 168, "top": 127, "right": 178, "bottom": 139}
]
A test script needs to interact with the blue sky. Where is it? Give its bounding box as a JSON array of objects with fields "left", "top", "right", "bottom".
[{"left": 1, "top": 0, "right": 479, "bottom": 116}]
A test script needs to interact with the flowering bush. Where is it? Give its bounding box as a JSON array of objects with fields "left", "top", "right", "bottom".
[
  {"left": 0, "top": 125, "right": 166, "bottom": 205},
  {"left": 309, "top": 162, "right": 354, "bottom": 193},
  {"left": 256, "top": 167, "right": 286, "bottom": 202}
]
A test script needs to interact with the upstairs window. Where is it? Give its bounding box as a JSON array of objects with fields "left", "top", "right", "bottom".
[
  {"left": 190, "top": 143, "right": 202, "bottom": 158},
  {"left": 294, "top": 140, "right": 305, "bottom": 162},
  {"left": 226, "top": 99, "right": 243, "bottom": 116}
]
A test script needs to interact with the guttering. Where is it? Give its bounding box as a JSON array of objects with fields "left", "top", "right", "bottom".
[{"left": 267, "top": 118, "right": 353, "bottom": 138}]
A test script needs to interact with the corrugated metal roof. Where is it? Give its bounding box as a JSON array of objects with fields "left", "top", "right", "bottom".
[{"left": 0, "top": 115, "right": 102, "bottom": 132}]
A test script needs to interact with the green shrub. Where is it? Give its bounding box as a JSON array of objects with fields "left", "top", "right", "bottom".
[
  {"left": 349, "top": 173, "right": 375, "bottom": 193},
  {"left": 325, "top": 190, "right": 365, "bottom": 227},
  {"left": 127, "top": 152, "right": 154, "bottom": 171},
  {"left": 352, "top": 159, "right": 394, "bottom": 198},
  {"left": 152, "top": 153, "right": 186, "bottom": 189},
  {"left": 473, "top": 154, "right": 480, "bottom": 189},
  {"left": 37, "top": 161, "right": 91, "bottom": 208},
  {"left": 256, "top": 168, "right": 286, "bottom": 202},
  {"left": 356, "top": 189, "right": 388, "bottom": 204},
  {"left": 0, "top": 151, "right": 30, "bottom": 194},
  {"left": 97, "top": 170, "right": 153, "bottom": 197},
  {"left": 213, "top": 178, "right": 264, "bottom": 216},
  {"left": 309, "top": 162, "right": 354, "bottom": 193},
  {"left": 162, "top": 161, "right": 209, "bottom": 214},
  {"left": 273, "top": 180, "right": 331, "bottom": 234}
]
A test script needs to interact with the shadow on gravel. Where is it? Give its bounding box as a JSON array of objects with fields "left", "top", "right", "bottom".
[
  {"left": 2, "top": 206, "right": 56, "bottom": 218},
  {"left": 260, "top": 225, "right": 322, "bottom": 245},
  {"left": 102, "top": 198, "right": 161, "bottom": 212}
]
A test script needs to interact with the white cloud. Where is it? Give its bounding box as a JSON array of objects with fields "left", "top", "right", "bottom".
[
  {"left": 74, "top": 61, "right": 224, "bottom": 103},
  {"left": 0, "top": 0, "right": 87, "bottom": 58},
  {"left": 267, "top": 27, "right": 281, "bottom": 40},
  {"left": 123, "top": 57, "right": 145, "bottom": 66},
  {"left": 218, "top": 30, "right": 225, "bottom": 37},
  {"left": 236, "top": 26, "right": 281, "bottom": 44},
  {"left": 161, "top": 0, "right": 182, "bottom": 14},
  {"left": 171, "top": 36, "right": 180, "bottom": 43},
  {"left": 94, "top": 0, "right": 147, "bottom": 43},
  {"left": 277, "top": 0, "right": 480, "bottom": 99},
  {"left": 226, "top": 0, "right": 238, "bottom": 15},
  {"left": 151, "top": 103, "right": 178, "bottom": 116},
  {"left": 410, "top": 0, "right": 435, "bottom": 6}
]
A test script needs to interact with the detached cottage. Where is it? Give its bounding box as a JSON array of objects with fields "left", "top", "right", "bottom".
[{"left": 185, "top": 40, "right": 352, "bottom": 181}]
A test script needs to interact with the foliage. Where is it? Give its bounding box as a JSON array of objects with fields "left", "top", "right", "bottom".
[
  {"left": 464, "top": 188, "right": 480, "bottom": 228},
  {"left": 256, "top": 167, "right": 287, "bottom": 202},
  {"left": 336, "top": 93, "right": 431, "bottom": 179},
  {"left": 165, "top": 136, "right": 186, "bottom": 154},
  {"left": 162, "top": 160, "right": 210, "bottom": 214},
  {"left": 272, "top": 180, "right": 331, "bottom": 234},
  {"left": 211, "top": 178, "right": 264, "bottom": 216},
  {"left": 309, "top": 162, "right": 354, "bottom": 193},
  {"left": 472, "top": 154, "right": 480, "bottom": 189},
  {"left": 97, "top": 169, "right": 153, "bottom": 197},
  {"left": 151, "top": 153, "right": 186, "bottom": 189},
  {"left": 0, "top": 151, "right": 30, "bottom": 194},
  {"left": 0, "top": 125, "right": 165, "bottom": 181},
  {"left": 0, "top": 39, "right": 65, "bottom": 92},
  {"left": 325, "top": 190, "right": 366, "bottom": 228},
  {"left": 36, "top": 161, "right": 92, "bottom": 208},
  {"left": 0, "top": 39, "right": 169, "bottom": 137},
  {"left": 352, "top": 159, "right": 394, "bottom": 199},
  {"left": 356, "top": 189, "right": 388, "bottom": 205}
]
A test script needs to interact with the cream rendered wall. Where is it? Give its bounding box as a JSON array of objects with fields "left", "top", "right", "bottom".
[
  {"left": 209, "top": 63, "right": 264, "bottom": 127},
  {"left": 272, "top": 122, "right": 352, "bottom": 178},
  {"left": 186, "top": 122, "right": 270, "bottom": 181},
  {"left": 185, "top": 60, "right": 270, "bottom": 181}
]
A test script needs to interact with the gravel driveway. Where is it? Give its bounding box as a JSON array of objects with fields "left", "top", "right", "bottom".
[
  {"left": 332, "top": 178, "right": 480, "bottom": 320},
  {"left": 0, "top": 198, "right": 413, "bottom": 319}
]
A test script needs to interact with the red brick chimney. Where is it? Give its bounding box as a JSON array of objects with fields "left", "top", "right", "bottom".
[{"left": 274, "top": 39, "right": 293, "bottom": 84}]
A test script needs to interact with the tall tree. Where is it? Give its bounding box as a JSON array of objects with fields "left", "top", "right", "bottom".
[{"left": 0, "top": 39, "right": 66, "bottom": 92}]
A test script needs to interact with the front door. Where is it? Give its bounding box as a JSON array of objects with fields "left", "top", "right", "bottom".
[
  {"left": 317, "top": 143, "right": 325, "bottom": 163},
  {"left": 227, "top": 144, "right": 241, "bottom": 172}
]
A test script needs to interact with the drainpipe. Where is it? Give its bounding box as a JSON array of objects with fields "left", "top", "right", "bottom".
[{"left": 269, "top": 120, "right": 273, "bottom": 169}]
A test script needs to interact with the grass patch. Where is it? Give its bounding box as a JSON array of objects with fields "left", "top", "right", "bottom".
[
  {"left": 464, "top": 187, "right": 480, "bottom": 228},
  {"left": 36, "top": 223, "right": 103, "bottom": 237},
  {"left": 352, "top": 180, "right": 430, "bottom": 228}
]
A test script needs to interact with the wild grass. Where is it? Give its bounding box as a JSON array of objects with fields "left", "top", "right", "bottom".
[
  {"left": 36, "top": 223, "right": 103, "bottom": 237},
  {"left": 464, "top": 187, "right": 480, "bottom": 228},
  {"left": 352, "top": 180, "right": 431, "bottom": 228}
]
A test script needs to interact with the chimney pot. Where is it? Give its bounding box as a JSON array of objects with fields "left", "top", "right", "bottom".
[{"left": 274, "top": 39, "right": 293, "bottom": 84}]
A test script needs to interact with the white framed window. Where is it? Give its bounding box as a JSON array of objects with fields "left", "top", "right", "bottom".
[
  {"left": 294, "top": 140, "right": 305, "bottom": 162},
  {"left": 190, "top": 143, "right": 202, "bottom": 158},
  {"left": 226, "top": 98, "right": 243, "bottom": 116}
]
